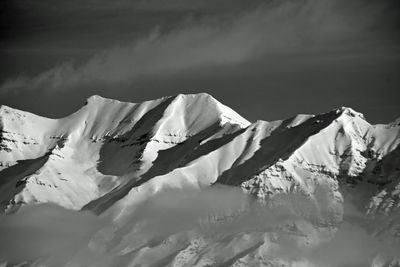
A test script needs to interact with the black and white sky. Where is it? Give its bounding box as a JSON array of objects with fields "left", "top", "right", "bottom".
[{"left": 1, "top": 0, "right": 399, "bottom": 122}]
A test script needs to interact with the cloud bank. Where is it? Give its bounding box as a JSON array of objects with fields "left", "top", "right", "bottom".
[{"left": 1, "top": 183, "right": 398, "bottom": 266}]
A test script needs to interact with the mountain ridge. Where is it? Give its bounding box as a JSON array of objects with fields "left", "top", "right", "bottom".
[{"left": 1, "top": 93, "right": 399, "bottom": 216}]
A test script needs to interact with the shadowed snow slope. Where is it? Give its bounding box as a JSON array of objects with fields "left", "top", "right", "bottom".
[{"left": 1, "top": 93, "right": 399, "bottom": 266}]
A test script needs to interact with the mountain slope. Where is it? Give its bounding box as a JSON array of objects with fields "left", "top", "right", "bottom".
[{"left": 0, "top": 93, "right": 251, "bottom": 212}]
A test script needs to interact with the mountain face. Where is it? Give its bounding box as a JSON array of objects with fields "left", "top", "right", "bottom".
[{"left": 0, "top": 93, "right": 399, "bottom": 266}]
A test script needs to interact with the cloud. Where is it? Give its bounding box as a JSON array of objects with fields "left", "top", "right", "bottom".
[
  {"left": 117, "top": 183, "right": 399, "bottom": 267},
  {"left": 0, "top": 182, "right": 399, "bottom": 266},
  {"left": 0, "top": 203, "right": 104, "bottom": 265},
  {"left": 66, "top": 185, "right": 316, "bottom": 266},
  {"left": 310, "top": 222, "right": 383, "bottom": 267},
  {"left": 1, "top": 0, "right": 393, "bottom": 95},
  {"left": 271, "top": 221, "right": 400, "bottom": 267}
]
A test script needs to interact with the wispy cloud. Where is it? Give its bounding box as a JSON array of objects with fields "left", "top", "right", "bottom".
[{"left": 1, "top": 0, "right": 392, "bottom": 95}]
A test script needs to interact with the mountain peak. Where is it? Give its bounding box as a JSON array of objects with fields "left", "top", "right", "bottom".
[
  {"left": 87, "top": 94, "right": 104, "bottom": 100},
  {"left": 333, "top": 106, "right": 365, "bottom": 120},
  {"left": 83, "top": 93, "right": 250, "bottom": 129},
  {"left": 171, "top": 93, "right": 228, "bottom": 107},
  {"left": 84, "top": 93, "right": 216, "bottom": 108},
  {"left": 164, "top": 93, "right": 250, "bottom": 128},
  {"left": 85, "top": 94, "right": 119, "bottom": 105},
  {"left": 175, "top": 92, "right": 213, "bottom": 99}
]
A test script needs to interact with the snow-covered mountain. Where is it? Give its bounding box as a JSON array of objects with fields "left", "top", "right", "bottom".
[{"left": 0, "top": 93, "right": 399, "bottom": 266}]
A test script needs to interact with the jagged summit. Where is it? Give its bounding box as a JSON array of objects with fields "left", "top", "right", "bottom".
[{"left": 333, "top": 106, "right": 366, "bottom": 119}]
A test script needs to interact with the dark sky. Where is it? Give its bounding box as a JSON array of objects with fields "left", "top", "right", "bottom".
[{"left": 0, "top": 0, "right": 399, "bottom": 123}]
